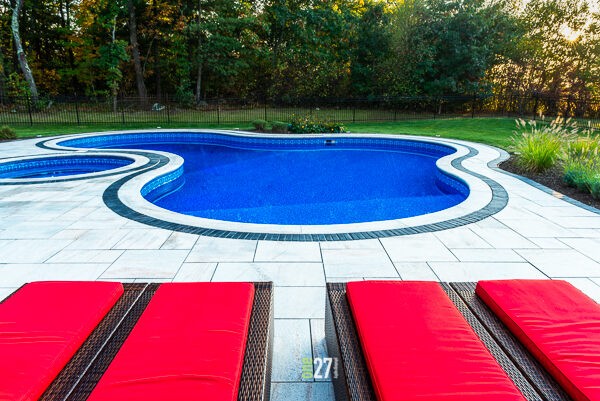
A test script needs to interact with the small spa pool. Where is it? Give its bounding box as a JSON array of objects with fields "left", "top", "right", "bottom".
[
  {"left": 58, "top": 133, "right": 469, "bottom": 226},
  {"left": 0, "top": 155, "right": 134, "bottom": 179}
]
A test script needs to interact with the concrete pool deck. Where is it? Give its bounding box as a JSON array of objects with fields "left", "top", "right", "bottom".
[{"left": 2, "top": 133, "right": 600, "bottom": 400}]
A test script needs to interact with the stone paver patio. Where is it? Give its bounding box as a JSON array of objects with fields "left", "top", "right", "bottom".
[{"left": 2, "top": 134, "right": 600, "bottom": 400}]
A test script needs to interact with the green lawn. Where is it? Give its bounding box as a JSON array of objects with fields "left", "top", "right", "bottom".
[
  {"left": 347, "top": 118, "right": 516, "bottom": 148},
  {"left": 9, "top": 117, "right": 517, "bottom": 149}
]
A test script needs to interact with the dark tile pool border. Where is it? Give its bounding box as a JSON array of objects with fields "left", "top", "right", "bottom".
[
  {"left": 105, "top": 146, "right": 509, "bottom": 241},
  {"left": 33, "top": 133, "right": 510, "bottom": 241}
]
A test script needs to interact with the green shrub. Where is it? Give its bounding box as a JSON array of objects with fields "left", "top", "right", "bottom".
[
  {"left": 271, "top": 121, "right": 289, "bottom": 133},
  {"left": 288, "top": 114, "right": 345, "bottom": 134},
  {"left": 0, "top": 126, "right": 16, "bottom": 140},
  {"left": 252, "top": 119, "right": 268, "bottom": 131},
  {"left": 510, "top": 117, "right": 572, "bottom": 173},
  {"left": 562, "top": 133, "right": 600, "bottom": 196}
]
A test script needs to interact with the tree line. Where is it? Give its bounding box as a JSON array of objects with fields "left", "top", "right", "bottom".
[{"left": 1, "top": 0, "right": 599, "bottom": 105}]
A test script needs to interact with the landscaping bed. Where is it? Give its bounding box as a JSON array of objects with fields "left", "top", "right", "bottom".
[{"left": 500, "top": 156, "right": 600, "bottom": 210}]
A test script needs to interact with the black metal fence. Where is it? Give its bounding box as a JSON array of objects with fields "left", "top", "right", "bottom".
[{"left": 1, "top": 94, "right": 599, "bottom": 127}]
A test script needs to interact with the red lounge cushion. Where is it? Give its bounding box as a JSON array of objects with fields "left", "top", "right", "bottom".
[
  {"left": 476, "top": 280, "right": 600, "bottom": 401},
  {"left": 0, "top": 281, "right": 124, "bottom": 401},
  {"left": 346, "top": 281, "right": 525, "bottom": 401},
  {"left": 87, "top": 282, "right": 255, "bottom": 401}
]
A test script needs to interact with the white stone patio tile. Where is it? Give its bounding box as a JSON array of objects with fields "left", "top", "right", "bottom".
[
  {"left": 380, "top": 234, "right": 456, "bottom": 262},
  {"left": 161, "top": 232, "right": 199, "bottom": 250},
  {"left": 51, "top": 229, "right": 89, "bottom": 240},
  {"left": 451, "top": 249, "right": 525, "bottom": 262},
  {"left": 559, "top": 238, "right": 600, "bottom": 262},
  {"left": 394, "top": 262, "right": 439, "bottom": 281},
  {"left": 0, "top": 217, "right": 38, "bottom": 231},
  {"left": 0, "top": 288, "right": 17, "bottom": 301},
  {"left": 319, "top": 239, "right": 382, "bottom": 250},
  {"left": 101, "top": 250, "right": 189, "bottom": 278},
  {"left": 67, "top": 219, "right": 129, "bottom": 230},
  {"left": 0, "top": 239, "right": 71, "bottom": 263},
  {"left": 530, "top": 206, "right": 598, "bottom": 218},
  {"left": 272, "top": 319, "right": 312, "bottom": 382},
  {"left": 322, "top": 248, "right": 396, "bottom": 278},
  {"left": 255, "top": 241, "right": 321, "bottom": 262},
  {"left": 310, "top": 319, "right": 330, "bottom": 382},
  {"left": 494, "top": 207, "right": 540, "bottom": 220},
  {"left": 561, "top": 229, "right": 600, "bottom": 238},
  {"left": 469, "top": 227, "right": 537, "bottom": 249},
  {"left": 173, "top": 263, "right": 217, "bottom": 282},
  {"left": 516, "top": 249, "right": 600, "bottom": 277},
  {"left": 58, "top": 207, "right": 102, "bottom": 221},
  {"left": 498, "top": 218, "right": 575, "bottom": 238},
  {"left": 121, "top": 220, "right": 154, "bottom": 229},
  {"left": 471, "top": 217, "right": 509, "bottom": 229},
  {"left": 562, "top": 278, "right": 600, "bottom": 303},
  {"left": 85, "top": 208, "right": 123, "bottom": 221},
  {"left": 97, "top": 278, "right": 137, "bottom": 283},
  {"left": 133, "top": 278, "right": 173, "bottom": 283},
  {"left": 528, "top": 238, "right": 571, "bottom": 249},
  {"left": 271, "top": 382, "right": 335, "bottom": 401},
  {"left": 47, "top": 249, "right": 124, "bottom": 264},
  {"left": 112, "top": 229, "right": 171, "bottom": 250},
  {"left": 213, "top": 263, "right": 325, "bottom": 286},
  {"left": 527, "top": 195, "right": 576, "bottom": 207},
  {"left": 553, "top": 217, "right": 600, "bottom": 229},
  {"left": 434, "top": 228, "right": 491, "bottom": 248},
  {"left": 429, "top": 262, "right": 546, "bottom": 282},
  {"left": 365, "top": 277, "right": 402, "bottom": 281},
  {"left": 65, "top": 229, "right": 130, "bottom": 250},
  {"left": 325, "top": 277, "right": 361, "bottom": 283},
  {"left": 0, "top": 221, "right": 73, "bottom": 239},
  {"left": 274, "top": 287, "right": 324, "bottom": 319},
  {"left": 0, "top": 263, "right": 110, "bottom": 286},
  {"left": 186, "top": 237, "right": 257, "bottom": 262}
]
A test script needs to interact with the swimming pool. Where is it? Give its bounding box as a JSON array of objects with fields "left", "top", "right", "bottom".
[{"left": 57, "top": 133, "right": 469, "bottom": 225}]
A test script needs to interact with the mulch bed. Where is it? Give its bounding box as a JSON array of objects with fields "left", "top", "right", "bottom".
[{"left": 500, "top": 156, "right": 600, "bottom": 210}]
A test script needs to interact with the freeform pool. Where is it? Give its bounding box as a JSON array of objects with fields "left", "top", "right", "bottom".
[{"left": 57, "top": 133, "right": 469, "bottom": 225}]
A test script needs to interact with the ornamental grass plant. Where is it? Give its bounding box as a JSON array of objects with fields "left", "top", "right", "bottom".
[{"left": 510, "top": 117, "right": 575, "bottom": 174}]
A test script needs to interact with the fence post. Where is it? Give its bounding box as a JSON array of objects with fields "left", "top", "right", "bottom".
[
  {"left": 352, "top": 105, "right": 356, "bottom": 123},
  {"left": 471, "top": 95, "right": 476, "bottom": 118},
  {"left": 121, "top": 97, "right": 125, "bottom": 125},
  {"left": 26, "top": 95, "right": 33, "bottom": 126},
  {"left": 75, "top": 100, "right": 81, "bottom": 125},
  {"left": 264, "top": 102, "right": 267, "bottom": 121},
  {"left": 217, "top": 101, "right": 220, "bottom": 125},
  {"left": 166, "top": 95, "right": 171, "bottom": 124}
]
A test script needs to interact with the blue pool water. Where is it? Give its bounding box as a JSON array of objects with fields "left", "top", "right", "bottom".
[
  {"left": 0, "top": 156, "right": 133, "bottom": 179},
  {"left": 60, "top": 134, "right": 469, "bottom": 225}
]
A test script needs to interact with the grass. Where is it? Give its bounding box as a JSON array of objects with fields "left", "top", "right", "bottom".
[
  {"left": 346, "top": 118, "right": 516, "bottom": 148},
  {"left": 10, "top": 117, "right": 517, "bottom": 149}
]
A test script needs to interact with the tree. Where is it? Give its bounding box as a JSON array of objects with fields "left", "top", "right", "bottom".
[
  {"left": 10, "top": 0, "right": 38, "bottom": 101},
  {"left": 128, "top": 0, "right": 148, "bottom": 103},
  {"left": 403, "top": 0, "right": 516, "bottom": 96},
  {"left": 350, "top": 2, "right": 393, "bottom": 96}
]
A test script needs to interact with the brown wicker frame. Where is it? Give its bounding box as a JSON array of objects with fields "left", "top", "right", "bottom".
[
  {"left": 326, "top": 282, "right": 573, "bottom": 401},
  {"left": 1, "top": 282, "right": 273, "bottom": 401}
]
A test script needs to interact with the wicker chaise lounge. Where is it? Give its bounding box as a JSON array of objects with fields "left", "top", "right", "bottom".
[
  {"left": 325, "top": 280, "right": 595, "bottom": 401},
  {"left": 0, "top": 281, "right": 273, "bottom": 401}
]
